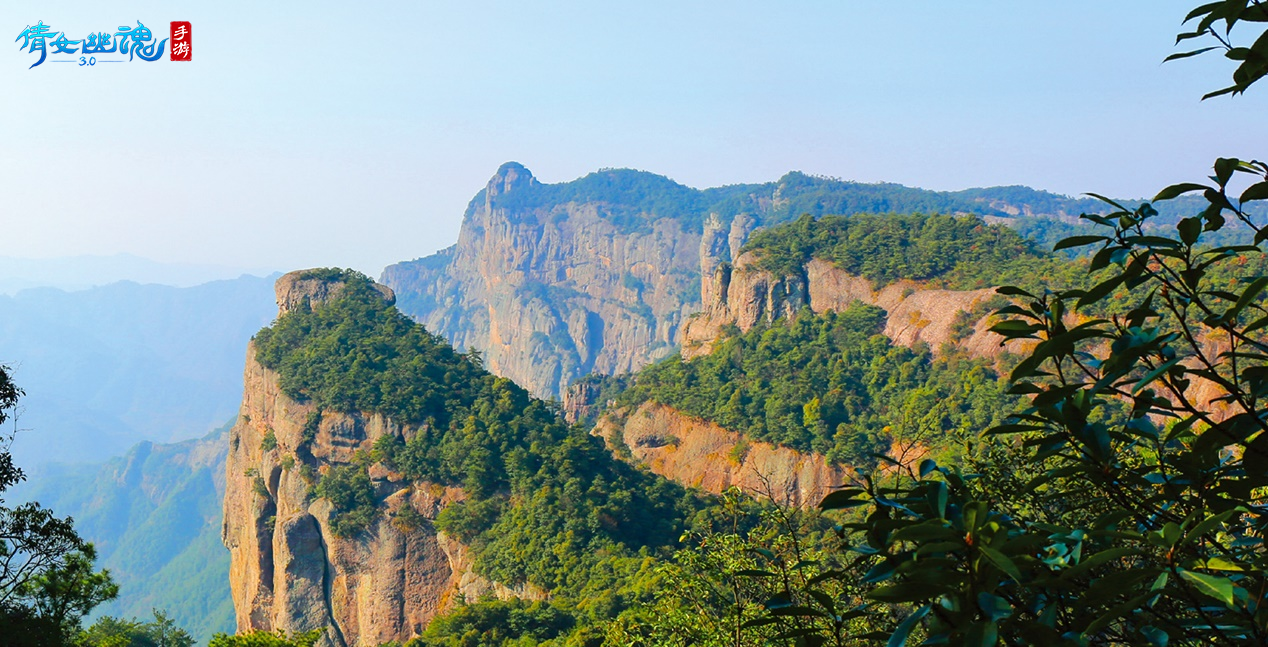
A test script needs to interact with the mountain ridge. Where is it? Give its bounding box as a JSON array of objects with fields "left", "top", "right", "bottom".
[{"left": 382, "top": 162, "right": 1157, "bottom": 398}]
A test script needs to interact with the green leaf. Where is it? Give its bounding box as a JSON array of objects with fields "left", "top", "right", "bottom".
[
  {"left": 1139, "top": 625, "right": 1170, "bottom": 647},
  {"left": 1077, "top": 274, "right": 1127, "bottom": 309},
  {"left": 1164, "top": 46, "right": 1219, "bottom": 61},
  {"left": 985, "top": 423, "right": 1045, "bottom": 436},
  {"left": 964, "top": 620, "right": 999, "bottom": 647},
  {"left": 1153, "top": 182, "right": 1209, "bottom": 201},
  {"left": 769, "top": 605, "right": 826, "bottom": 618},
  {"left": 1215, "top": 158, "right": 1239, "bottom": 186},
  {"left": 1182, "top": 508, "right": 1239, "bottom": 544},
  {"left": 1178, "top": 569, "right": 1236, "bottom": 607},
  {"left": 1178, "top": 217, "right": 1203, "bottom": 246},
  {"left": 978, "top": 546, "right": 1024, "bottom": 584},
  {"left": 1221, "top": 276, "right": 1268, "bottom": 323},
  {"left": 886, "top": 605, "right": 930, "bottom": 647},
  {"left": 1203, "top": 84, "right": 1239, "bottom": 100},
  {"left": 977, "top": 592, "right": 1013, "bottom": 622},
  {"left": 1053, "top": 235, "right": 1109, "bottom": 250},
  {"left": 1240, "top": 181, "right": 1268, "bottom": 202},
  {"left": 918, "top": 458, "right": 937, "bottom": 478},
  {"left": 1197, "top": 557, "right": 1246, "bottom": 571},
  {"left": 733, "top": 569, "right": 778, "bottom": 577},
  {"left": 892, "top": 521, "right": 958, "bottom": 543},
  {"left": 1085, "top": 193, "right": 1131, "bottom": 212},
  {"left": 989, "top": 320, "right": 1043, "bottom": 338},
  {"left": 819, "top": 489, "right": 869, "bottom": 511},
  {"left": 869, "top": 581, "right": 943, "bottom": 603},
  {"left": 1132, "top": 358, "right": 1182, "bottom": 394},
  {"left": 995, "top": 286, "right": 1034, "bottom": 298}
]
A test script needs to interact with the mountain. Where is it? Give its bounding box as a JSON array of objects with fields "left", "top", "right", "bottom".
[
  {"left": 224, "top": 270, "right": 699, "bottom": 646},
  {"left": 14, "top": 428, "right": 234, "bottom": 644},
  {"left": 0, "top": 254, "right": 274, "bottom": 295},
  {"left": 0, "top": 275, "right": 279, "bottom": 466},
  {"left": 577, "top": 213, "right": 1027, "bottom": 501},
  {"left": 225, "top": 219, "right": 1041, "bottom": 645},
  {"left": 380, "top": 163, "right": 1224, "bottom": 399}
]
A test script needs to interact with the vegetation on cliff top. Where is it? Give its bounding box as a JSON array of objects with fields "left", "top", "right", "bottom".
[
  {"left": 741, "top": 212, "right": 1080, "bottom": 290},
  {"left": 252, "top": 271, "right": 706, "bottom": 644}
]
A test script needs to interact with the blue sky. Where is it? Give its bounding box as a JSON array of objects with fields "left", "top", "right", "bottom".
[{"left": 2, "top": 1, "right": 1264, "bottom": 276}]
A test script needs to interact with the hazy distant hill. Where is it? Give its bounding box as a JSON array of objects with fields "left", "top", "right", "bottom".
[
  {"left": 0, "top": 253, "right": 275, "bottom": 295},
  {"left": 0, "top": 275, "right": 278, "bottom": 466},
  {"left": 14, "top": 428, "right": 233, "bottom": 644}
]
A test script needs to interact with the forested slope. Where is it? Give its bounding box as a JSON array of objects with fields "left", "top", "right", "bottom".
[{"left": 15, "top": 427, "right": 234, "bottom": 643}]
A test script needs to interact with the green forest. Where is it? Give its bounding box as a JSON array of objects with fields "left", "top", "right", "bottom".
[{"left": 614, "top": 302, "right": 1014, "bottom": 466}]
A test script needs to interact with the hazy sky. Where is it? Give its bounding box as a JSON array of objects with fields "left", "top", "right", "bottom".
[{"left": 3, "top": 1, "right": 1264, "bottom": 277}]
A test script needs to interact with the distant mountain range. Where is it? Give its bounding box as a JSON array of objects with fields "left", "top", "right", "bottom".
[
  {"left": 0, "top": 253, "right": 276, "bottom": 296},
  {"left": 13, "top": 427, "right": 233, "bottom": 643},
  {"left": 0, "top": 275, "right": 279, "bottom": 466}
]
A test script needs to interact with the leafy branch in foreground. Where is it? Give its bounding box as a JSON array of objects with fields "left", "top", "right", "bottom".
[
  {"left": 1170, "top": 1, "right": 1268, "bottom": 99},
  {"left": 743, "top": 157, "right": 1268, "bottom": 646}
]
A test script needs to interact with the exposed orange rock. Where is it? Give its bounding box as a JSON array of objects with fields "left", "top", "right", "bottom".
[
  {"left": 595, "top": 402, "right": 850, "bottom": 507},
  {"left": 681, "top": 252, "right": 1011, "bottom": 359}
]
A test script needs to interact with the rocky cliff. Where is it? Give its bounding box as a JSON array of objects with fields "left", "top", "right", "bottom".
[
  {"left": 381, "top": 166, "right": 1252, "bottom": 399},
  {"left": 382, "top": 164, "right": 1129, "bottom": 399},
  {"left": 381, "top": 163, "right": 753, "bottom": 399},
  {"left": 596, "top": 402, "right": 848, "bottom": 508},
  {"left": 681, "top": 252, "right": 1008, "bottom": 360},
  {"left": 222, "top": 271, "right": 521, "bottom": 647}
]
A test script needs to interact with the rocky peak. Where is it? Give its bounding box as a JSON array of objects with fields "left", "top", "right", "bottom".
[
  {"left": 274, "top": 270, "right": 395, "bottom": 316},
  {"left": 485, "top": 161, "right": 538, "bottom": 200}
]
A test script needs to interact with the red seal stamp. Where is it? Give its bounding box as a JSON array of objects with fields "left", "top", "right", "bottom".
[{"left": 170, "top": 21, "right": 191, "bottom": 61}]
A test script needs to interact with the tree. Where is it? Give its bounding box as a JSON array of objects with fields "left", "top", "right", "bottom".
[
  {"left": 0, "top": 364, "right": 117, "bottom": 645},
  {"left": 77, "top": 610, "right": 195, "bottom": 647},
  {"left": 733, "top": 6, "right": 1268, "bottom": 646},
  {"left": 206, "top": 629, "right": 323, "bottom": 647},
  {"left": 1170, "top": 2, "right": 1268, "bottom": 98}
]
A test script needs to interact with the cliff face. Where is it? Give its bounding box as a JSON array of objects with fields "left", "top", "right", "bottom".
[
  {"left": 222, "top": 272, "right": 519, "bottom": 647},
  {"left": 381, "top": 164, "right": 756, "bottom": 399},
  {"left": 681, "top": 253, "right": 1007, "bottom": 359},
  {"left": 596, "top": 402, "right": 847, "bottom": 508}
]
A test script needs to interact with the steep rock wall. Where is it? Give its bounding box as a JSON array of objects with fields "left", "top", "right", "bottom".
[
  {"left": 595, "top": 402, "right": 848, "bottom": 508},
  {"left": 222, "top": 272, "right": 522, "bottom": 647},
  {"left": 681, "top": 253, "right": 1008, "bottom": 359},
  {"left": 381, "top": 164, "right": 757, "bottom": 398}
]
